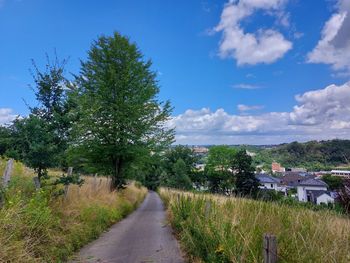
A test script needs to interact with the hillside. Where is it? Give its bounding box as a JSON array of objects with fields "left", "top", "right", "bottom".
[{"left": 251, "top": 139, "right": 350, "bottom": 170}]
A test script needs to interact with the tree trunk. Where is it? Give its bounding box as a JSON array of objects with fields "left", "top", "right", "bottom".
[
  {"left": 38, "top": 167, "right": 42, "bottom": 181},
  {"left": 110, "top": 158, "right": 124, "bottom": 191}
]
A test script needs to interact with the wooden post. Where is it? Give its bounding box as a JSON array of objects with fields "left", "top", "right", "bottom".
[
  {"left": 33, "top": 177, "right": 41, "bottom": 190},
  {"left": 263, "top": 234, "right": 277, "bottom": 263},
  {"left": 93, "top": 173, "right": 97, "bottom": 192},
  {"left": 204, "top": 200, "right": 211, "bottom": 219},
  {"left": 2, "top": 159, "right": 14, "bottom": 188}
]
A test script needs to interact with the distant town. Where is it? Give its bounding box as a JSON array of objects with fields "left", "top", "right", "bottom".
[{"left": 190, "top": 144, "right": 350, "bottom": 206}]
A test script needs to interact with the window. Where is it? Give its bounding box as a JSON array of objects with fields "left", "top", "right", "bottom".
[{"left": 271, "top": 184, "right": 273, "bottom": 188}]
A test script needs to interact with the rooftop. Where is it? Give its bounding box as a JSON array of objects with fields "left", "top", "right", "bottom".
[
  {"left": 256, "top": 174, "right": 281, "bottom": 184},
  {"left": 298, "top": 178, "right": 328, "bottom": 187}
]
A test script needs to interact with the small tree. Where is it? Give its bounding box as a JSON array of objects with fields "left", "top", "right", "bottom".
[
  {"left": 7, "top": 55, "right": 72, "bottom": 181},
  {"left": 232, "top": 149, "right": 259, "bottom": 196},
  {"left": 205, "top": 145, "right": 236, "bottom": 193},
  {"left": 0, "top": 126, "right": 12, "bottom": 156},
  {"left": 322, "top": 174, "right": 344, "bottom": 191},
  {"left": 10, "top": 116, "right": 58, "bottom": 180},
  {"left": 170, "top": 158, "right": 192, "bottom": 190}
]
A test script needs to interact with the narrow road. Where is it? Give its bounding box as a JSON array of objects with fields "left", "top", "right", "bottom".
[{"left": 72, "top": 191, "right": 184, "bottom": 263}]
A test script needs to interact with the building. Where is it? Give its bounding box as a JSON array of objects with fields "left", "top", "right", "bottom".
[
  {"left": 192, "top": 146, "right": 209, "bottom": 155},
  {"left": 331, "top": 170, "right": 350, "bottom": 178},
  {"left": 195, "top": 164, "right": 205, "bottom": 171},
  {"left": 256, "top": 174, "right": 280, "bottom": 191},
  {"left": 289, "top": 167, "right": 307, "bottom": 173},
  {"left": 271, "top": 162, "right": 285, "bottom": 173},
  {"left": 313, "top": 191, "right": 335, "bottom": 205},
  {"left": 296, "top": 178, "right": 330, "bottom": 203}
]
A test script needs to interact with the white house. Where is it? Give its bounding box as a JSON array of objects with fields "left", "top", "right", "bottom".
[
  {"left": 296, "top": 178, "right": 329, "bottom": 203},
  {"left": 316, "top": 192, "right": 334, "bottom": 205},
  {"left": 256, "top": 174, "right": 280, "bottom": 191}
]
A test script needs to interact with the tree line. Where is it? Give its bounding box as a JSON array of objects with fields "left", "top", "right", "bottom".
[
  {"left": 253, "top": 140, "right": 350, "bottom": 171},
  {"left": 144, "top": 145, "right": 260, "bottom": 196}
]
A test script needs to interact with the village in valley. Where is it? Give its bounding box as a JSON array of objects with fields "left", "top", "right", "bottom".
[{"left": 191, "top": 145, "right": 349, "bottom": 206}]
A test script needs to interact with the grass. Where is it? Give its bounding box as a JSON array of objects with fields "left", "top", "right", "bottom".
[
  {"left": 159, "top": 188, "right": 350, "bottom": 263},
  {"left": 0, "top": 159, "right": 147, "bottom": 262}
]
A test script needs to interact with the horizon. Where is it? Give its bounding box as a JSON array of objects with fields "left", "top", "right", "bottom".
[{"left": 1, "top": 0, "right": 350, "bottom": 145}]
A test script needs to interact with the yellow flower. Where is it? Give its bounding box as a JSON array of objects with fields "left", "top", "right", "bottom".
[{"left": 215, "top": 244, "right": 224, "bottom": 254}]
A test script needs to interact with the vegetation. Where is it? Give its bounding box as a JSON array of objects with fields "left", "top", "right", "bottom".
[
  {"left": 0, "top": 32, "right": 173, "bottom": 261},
  {"left": 0, "top": 160, "right": 147, "bottom": 262},
  {"left": 322, "top": 174, "right": 344, "bottom": 190},
  {"left": 338, "top": 179, "right": 350, "bottom": 214},
  {"left": 252, "top": 140, "right": 350, "bottom": 171},
  {"left": 70, "top": 32, "right": 174, "bottom": 189},
  {"left": 161, "top": 145, "right": 198, "bottom": 190},
  {"left": 204, "top": 146, "right": 259, "bottom": 196},
  {"left": 160, "top": 188, "right": 350, "bottom": 263}
]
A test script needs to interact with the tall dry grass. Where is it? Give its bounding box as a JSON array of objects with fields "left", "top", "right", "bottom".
[
  {"left": 160, "top": 188, "right": 350, "bottom": 263},
  {"left": 0, "top": 163, "right": 147, "bottom": 263}
]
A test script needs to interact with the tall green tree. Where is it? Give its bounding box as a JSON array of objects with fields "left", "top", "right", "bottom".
[{"left": 72, "top": 32, "right": 174, "bottom": 189}]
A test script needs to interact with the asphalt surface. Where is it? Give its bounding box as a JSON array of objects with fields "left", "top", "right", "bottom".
[{"left": 71, "top": 191, "right": 184, "bottom": 263}]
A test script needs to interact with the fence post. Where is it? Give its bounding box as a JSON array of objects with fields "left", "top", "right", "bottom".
[
  {"left": 2, "top": 159, "right": 14, "bottom": 188},
  {"left": 205, "top": 200, "right": 211, "bottom": 219},
  {"left": 33, "top": 177, "right": 41, "bottom": 190},
  {"left": 263, "top": 234, "right": 277, "bottom": 263},
  {"left": 93, "top": 173, "right": 97, "bottom": 192}
]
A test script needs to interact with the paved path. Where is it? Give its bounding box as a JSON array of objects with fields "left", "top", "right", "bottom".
[{"left": 71, "top": 191, "right": 184, "bottom": 263}]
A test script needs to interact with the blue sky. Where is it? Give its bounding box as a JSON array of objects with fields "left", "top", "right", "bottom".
[{"left": 1, "top": 0, "right": 350, "bottom": 144}]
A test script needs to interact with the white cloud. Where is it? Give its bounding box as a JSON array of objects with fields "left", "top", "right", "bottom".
[
  {"left": 170, "top": 82, "right": 350, "bottom": 144},
  {"left": 233, "top": 83, "right": 261, "bottom": 89},
  {"left": 307, "top": 0, "right": 350, "bottom": 75},
  {"left": 214, "top": 0, "right": 292, "bottom": 65},
  {"left": 0, "top": 108, "right": 17, "bottom": 125},
  {"left": 237, "top": 104, "right": 264, "bottom": 112}
]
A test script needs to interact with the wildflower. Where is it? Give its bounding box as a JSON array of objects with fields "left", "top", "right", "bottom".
[{"left": 215, "top": 244, "right": 224, "bottom": 254}]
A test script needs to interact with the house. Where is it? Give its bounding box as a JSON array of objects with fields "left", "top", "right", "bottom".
[
  {"left": 314, "top": 191, "right": 335, "bottom": 205},
  {"left": 195, "top": 164, "right": 205, "bottom": 171},
  {"left": 331, "top": 170, "right": 350, "bottom": 178},
  {"left": 192, "top": 146, "right": 209, "bottom": 155},
  {"left": 272, "top": 162, "right": 285, "bottom": 173},
  {"left": 256, "top": 174, "right": 280, "bottom": 191},
  {"left": 296, "top": 178, "right": 330, "bottom": 203}
]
